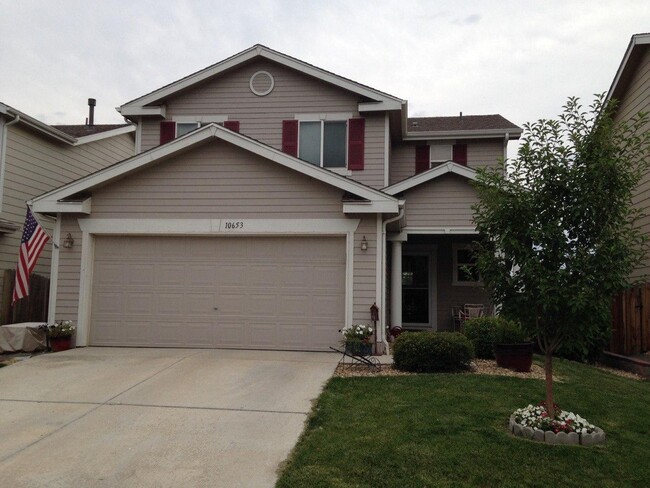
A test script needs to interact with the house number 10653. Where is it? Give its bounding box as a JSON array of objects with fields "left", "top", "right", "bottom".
[{"left": 224, "top": 221, "right": 244, "bottom": 229}]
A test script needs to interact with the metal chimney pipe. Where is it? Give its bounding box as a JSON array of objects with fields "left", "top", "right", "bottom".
[{"left": 88, "top": 98, "right": 96, "bottom": 126}]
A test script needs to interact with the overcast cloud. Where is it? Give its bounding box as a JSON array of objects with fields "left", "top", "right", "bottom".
[{"left": 1, "top": 0, "right": 649, "bottom": 153}]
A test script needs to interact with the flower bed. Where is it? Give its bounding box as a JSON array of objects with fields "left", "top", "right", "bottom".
[{"left": 508, "top": 402, "right": 605, "bottom": 446}]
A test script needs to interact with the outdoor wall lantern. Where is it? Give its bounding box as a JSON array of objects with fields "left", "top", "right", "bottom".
[
  {"left": 62, "top": 233, "right": 74, "bottom": 249},
  {"left": 360, "top": 236, "right": 368, "bottom": 251}
]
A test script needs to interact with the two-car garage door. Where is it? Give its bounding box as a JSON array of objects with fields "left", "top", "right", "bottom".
[{"left": 89, "top": 236, "right": 346, "bottom": 350}]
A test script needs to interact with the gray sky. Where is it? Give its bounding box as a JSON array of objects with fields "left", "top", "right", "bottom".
[{"left": 1, "top": 0, "right": 649, "bottom": 146}]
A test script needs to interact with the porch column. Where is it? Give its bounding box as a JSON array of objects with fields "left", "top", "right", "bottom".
[{"left": 391, "top": 240, "right": 402, "bottom": 328}]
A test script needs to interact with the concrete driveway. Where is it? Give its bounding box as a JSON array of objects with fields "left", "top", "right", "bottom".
[{"left": 0, "top": 347, "right": 339, "bottom": 487}]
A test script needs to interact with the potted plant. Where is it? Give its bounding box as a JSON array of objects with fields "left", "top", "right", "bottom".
[
  {"left": 493, "top": 319, "right": 533, "bottom": 372},
  {"left": 43, "top": 320, "right": 76, "bottom": 352},
  {"left": 341, "top": 324, "right": 374, "bottom": 356}
]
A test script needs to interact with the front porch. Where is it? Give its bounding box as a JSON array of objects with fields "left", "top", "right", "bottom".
[{"left": 388, "top": 234, "right": 490, "bottom": 332}]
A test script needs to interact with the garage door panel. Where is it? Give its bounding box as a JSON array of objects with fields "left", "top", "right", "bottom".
[
  {"left": 125, "top": 293, "right": 154, "bottom": 314},
  {"left": 91, "top": 236, "right": 345, "bottom": 350},
  {"left": 95, "top": 263, "right": 125, "bottom": 285},
  {"left": 155, "top": 264, "right": 187, "bottom": 286},
  {"left": 128, "top": 265, "right": 155, "bottom": 286}
]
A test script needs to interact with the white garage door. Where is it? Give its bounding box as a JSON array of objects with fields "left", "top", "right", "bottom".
[{"left": 90, "top": 236, "right": 346, "bottom": 350}]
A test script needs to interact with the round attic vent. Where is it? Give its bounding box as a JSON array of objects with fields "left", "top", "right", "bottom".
[{"left": 249, "top": 71, "right": 274, "bottom": 96}]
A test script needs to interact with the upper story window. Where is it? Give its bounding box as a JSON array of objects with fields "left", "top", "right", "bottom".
[
  {"left": 299, "top": 120, "right": 347, "bottom": 168},
  {"left": 430, "top": 144, "right": 452, "bottom": 166},
  {"left": 415, "top": 143, "right": 468, "bottom": 174},
  {"left": 160, "top": 117, "right": 238, "bottom": 144},
  {"left": 282, "top": 117, "right": 365, "bottom": 171}
]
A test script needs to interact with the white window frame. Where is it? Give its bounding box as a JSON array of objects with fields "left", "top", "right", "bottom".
[
  {"left": 173, "top": 116, "right": 229, "bottom": 137},
  {"left": 430, "top": 142, "right": 453, "bottom": 168},
  {"left": 452, "top": 244, "right": 482, "bottom": 286},
  {"left": 295, "top": 113, "right": 352, "bottom": 170}
]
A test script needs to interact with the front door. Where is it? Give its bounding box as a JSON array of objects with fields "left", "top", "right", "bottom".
[{"left": 402, "top": 254, "right": 430, "bottom": 326}]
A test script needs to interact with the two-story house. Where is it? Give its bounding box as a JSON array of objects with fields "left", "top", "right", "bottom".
[
  {"left": 30, "top": 45, "right": 521, "bottom": 352},
  {"left": 0, "top": 102, "right": 135, "bottom": 321}
]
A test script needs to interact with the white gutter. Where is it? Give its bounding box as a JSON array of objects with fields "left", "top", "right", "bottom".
[
  {"left": 0, "top": 114, "right": 21, "bottom": 213},
  {"left": 381, "top": 200, "right": 406, "bottom": 354}
]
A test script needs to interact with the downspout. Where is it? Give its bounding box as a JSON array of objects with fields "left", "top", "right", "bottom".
[
  {"left": 381, "top": 200, "right": 405, "bottom": 354},
  {"left": 0, "top": 114, "right": 21, "bottom": 213},
  {"left": 503, "top": 132, "right": 509, "bottom": 162}
]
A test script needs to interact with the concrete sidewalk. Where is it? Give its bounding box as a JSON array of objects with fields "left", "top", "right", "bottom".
[{"left": 0, "top": 347, "right": 338, "bottom": 487}]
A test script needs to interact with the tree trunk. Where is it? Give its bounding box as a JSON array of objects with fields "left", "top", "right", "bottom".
[{"left": 545, "top": 349, "right": 555, "bottom": 417}]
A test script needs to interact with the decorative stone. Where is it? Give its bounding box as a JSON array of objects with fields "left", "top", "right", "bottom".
[
  {"left": 533, "top": 429, "right": 545, "bottom": 442},
  {"left": 509, "top": 415, "right": 515, "bottom": 432},
  {"left": 556, "top": 432, "right": 568, "bottom": 444},
  {"left": 581, "top": 432, "right": 594, "bottom": 446},
  {"left": 522, "top": 426, "right": 534, "bottom": 439},
  {"left": 513, "top": 424, "right": 522, "bottom": 436},
  {"left": 545, "top": 431, "right": 557, "bottom": 444},
  {"left": 567, "top": 432, "right": 579, "bottom": 445}
]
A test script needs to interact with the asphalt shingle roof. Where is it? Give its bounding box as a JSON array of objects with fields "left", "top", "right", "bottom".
[{"left": 407, "top": 114, "right": 520, "bottom": 132}]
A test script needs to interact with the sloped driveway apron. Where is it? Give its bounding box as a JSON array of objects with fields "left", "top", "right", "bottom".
[{"left": 0, "top": 347, "right": 338, "bottom": 487}]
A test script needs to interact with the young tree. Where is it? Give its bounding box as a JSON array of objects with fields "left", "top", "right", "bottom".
[{"left": 472, "top": 96, "right": 649, "bottom": 417}]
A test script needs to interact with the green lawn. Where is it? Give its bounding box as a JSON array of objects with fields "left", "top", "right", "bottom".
[{"left": 277, "top": 359, "right": 650, "bottom": 488}]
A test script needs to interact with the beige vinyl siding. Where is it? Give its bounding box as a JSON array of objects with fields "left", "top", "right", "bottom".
[
  {"left": 353, "top": 215, "right": 377, "bottom": 324},
  {"left": 403, "top": 174, "right": 478, "bottom": 228},
  {"left": 90, "top": 140, "right": 345, "bottom": 218},
  {"left": 139, "top": 59, "right": 387, "bottom": 189},
  {"left": 389, "top": 139, "right": 503, "bottom": 185},
  {"left": 434, "top": 236, "right": 489, "bottom": 330},
  {"left": 353, "top": 113, "right": 385, "bottom": 189},
  {"left": 0, "top": 126, "right": 134, "bottom": 307},
  {"left": 53, "top": 140, "right": 380, "bottom": 335},
  {"left": 53, "top": 216, "right": 82, "bottom": 321},
  {"left": 613, "top": 47, "right": 650, "bottom": 279}
]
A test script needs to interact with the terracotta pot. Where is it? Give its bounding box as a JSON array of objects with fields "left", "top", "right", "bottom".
[
  {"left": 495, "top": 342, "right": 534, "bottom": 372},
  {"left": 50, "top": 336, "right": 74, "bottom": 352}
]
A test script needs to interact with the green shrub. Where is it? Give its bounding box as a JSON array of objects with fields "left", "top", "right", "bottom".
[
  {"left": 493, "top": 319, "right": 528, "bottom": 344},
  {"left": 392, "top": 331, "right": 474, "bottom": 373},
  {"left": 462, "top": 317, "right": 498, "bottom": 359}
]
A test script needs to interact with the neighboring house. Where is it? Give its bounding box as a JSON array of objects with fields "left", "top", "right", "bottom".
[
  {"left": 606, "top": 32, "right": 650, "bottom": 281},
  {"left": 30, "top": 45, "right": 521, "bottom": 351},
  {"left": 0, "top": 102, "right": 136, "bottom": 316},
  {"left": 605, "top": 33, "right": 650, "bottom": 357}
]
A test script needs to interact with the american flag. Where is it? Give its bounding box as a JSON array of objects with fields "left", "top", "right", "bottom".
[{"left": 12, "top": 209, "right": 49, "bottom": 303}]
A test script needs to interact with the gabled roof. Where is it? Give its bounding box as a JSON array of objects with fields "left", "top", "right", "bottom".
[
  {"left": 383, "top": 161, "right": 477, "bottom": 195},
  {"left": 31, "top": 123, "right": 399, "bottom": 214},
  {"left": 1, "top": 102, "right": 76, "bottom": 144},
  {"left": 119, "top": 45, "right": 405, "bottom": 115},
  {"left": 606, "top": 33, "right": 650, "bottom": 106}
]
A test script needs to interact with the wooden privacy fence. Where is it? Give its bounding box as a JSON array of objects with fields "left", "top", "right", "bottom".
[
  {"left": 609, "top": 283, "right": 650, "bottom": 355},
  {"left": 0, "top": 269, "right": 49, "bottom": 325}
]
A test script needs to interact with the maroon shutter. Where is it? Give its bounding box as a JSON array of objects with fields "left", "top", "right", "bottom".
[
  {"left": 415, "top": 145, "right": 430, "bottom": 174},
  {"left": 348, "top": 118, "right": 365, "bottom": 170},
  {"left": 453, "top": 144, "right": 468, "bottom": 166},
  {"left": 282, "top": 120, "right": 299, "bottom": 157},
  {"left": 223, "top": 120, "right": 240, "bottom": 133},
  {"left": 160, "top": 121, "right": 176, "bottom": 144}
]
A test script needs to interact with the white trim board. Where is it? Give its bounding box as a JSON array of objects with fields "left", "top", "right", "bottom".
[
  {"left": 78, "top": 218, "right": 361, "bottom": 235},
  {"left": 74, "top": 125, "right": 136, "bottom": 145},
  {"left": 383, "top": 161, "right": 477, "bottom": 195}
]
